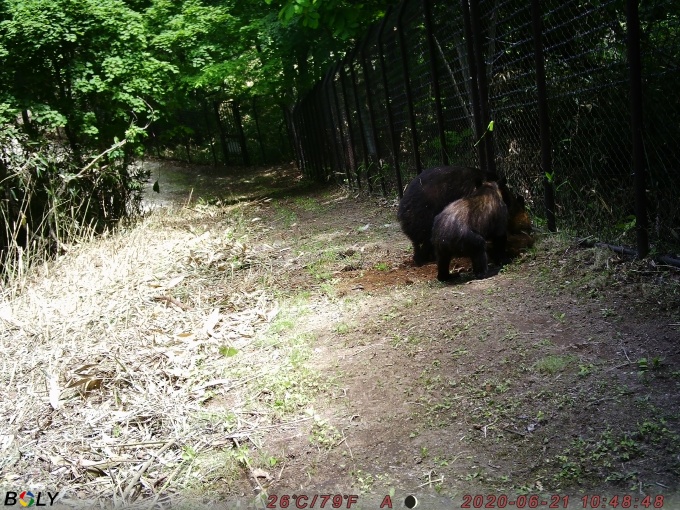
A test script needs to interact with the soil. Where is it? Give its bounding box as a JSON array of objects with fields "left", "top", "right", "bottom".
[
  {"left": 3, "top": 161, "right": 679, "bottom": 509},
  {"left": 201, "top": 164, "right": 680, "bottom": 505}
]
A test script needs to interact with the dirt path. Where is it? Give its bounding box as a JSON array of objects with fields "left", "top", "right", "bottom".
[{"left": 1, "top": 163, "right": 679, "bottom": 508}]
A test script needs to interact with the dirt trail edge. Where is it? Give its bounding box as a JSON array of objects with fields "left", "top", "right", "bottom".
[{"left": 1, "top": 163, "right": 679, "bottom": 508}]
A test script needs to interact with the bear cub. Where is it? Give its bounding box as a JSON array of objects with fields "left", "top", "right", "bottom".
[{"left": 431, "top": 181, "right": 508, "bottom": 281}]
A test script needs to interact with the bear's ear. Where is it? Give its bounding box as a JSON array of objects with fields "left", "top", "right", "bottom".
[{"left": 474, "top": 177, "right": 483, "bottom": 188}]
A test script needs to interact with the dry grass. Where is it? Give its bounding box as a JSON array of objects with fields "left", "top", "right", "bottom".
[{"left": 0, "top": 197, "right": 296, "bottom": 507}]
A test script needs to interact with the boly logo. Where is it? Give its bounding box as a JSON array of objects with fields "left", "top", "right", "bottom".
[
  {"left": 3, "top": 491, "right": 59, "bottom": 507},
  {"left": 18, "top": 492, "right": 34, "bottom": 507}
]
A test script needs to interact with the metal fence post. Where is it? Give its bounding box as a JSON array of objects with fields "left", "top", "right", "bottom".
[
  {"left": 310, "top": 82, "right": 330, "bottom": 179},
  {"left": 397, "top": 0, "right": 422, "bottom": 174},
  {"left": 349, "top": 47, "right": 372, "bottom": 192},
  {"left": 423, "top": 0, "right": 448, "bottom": 166},
  {"left": 377, "top": 7, "right": 404, "bottom": 197},
  {"left": 297, "top": 99, "right": 310, "bottom": 176},
  {"left": 285, "top": 105, "right": 303, "bottom": 172},
  {"left": 626, "top": 0, "right": 649, "bottom": 257},
  {"left": 360, "top": 27, "right": 388, "bottom": 196},
  {"left": 302, "top": 94, "right": 317, "bottom": 177},
  {"left": 202, "top": 99, "right": 218, "bottom": 166},
  {"left": 330, "top": 63, "right": 353, "bottom": 186},
  {"left": 321, "top": 71, "right": 340, "bottom": 181},
  {"left": 531, "top": 0, "right": 556, "bottom": 232},
  {"left": 308, "top": 92, "right": 319, "bottom": 177},
  {"left": 339, "top": 57, "right": 359, "bottom": 188},
  {"left": 467, "top": 0, "right": 496, "bottom": 178},
  {"left": 460, "top": 0, "right": 486, "bottom": 173},
  {"left": 311, "top": 90, "right": 326, "bottom": 179}
]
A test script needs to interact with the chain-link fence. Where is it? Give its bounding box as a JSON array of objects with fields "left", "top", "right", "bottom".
[
  {"left": 290, "top": 0, "right": 680, "bottom": 259},
  {"left": 150, "top": 95, "right": 291, "bottom": 167}
]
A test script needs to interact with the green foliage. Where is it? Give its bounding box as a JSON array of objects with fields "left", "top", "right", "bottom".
[
  {"left": 268, "top": 0, "right": 388, "bottom": 39},
  {"left": 1, "top": 0, "right": 174, "bottom": 147},
  {"left": 473, "top": 119, "right": 495, "bottom": 148},
  {"left": 257, "top": 0, "right": 389, "bottom": 96},
  {"left": 0, "top": 0, "right": 390, "bottom": 271},
  {"left": 0, "top": 0, "right": 171, "bottom": 271},
  {"left": 139, "top": 0, "right": 389, "bottom": 163},
  {"left": 147, "top": 0, "right": 236, "bottom": 90}
]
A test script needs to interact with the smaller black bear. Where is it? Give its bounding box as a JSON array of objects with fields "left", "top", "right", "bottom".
[{"left": 431, "top": 181, "right": 508, "bottom": 281}]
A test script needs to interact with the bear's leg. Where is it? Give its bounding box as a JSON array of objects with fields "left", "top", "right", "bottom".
[
  {"left": 470, "top": 235, "right": 489, "bottom": 278},
  {"left": 413, "top": 242, "right": 427, "bottom": 266},
  {"left": 436, "top": 249, "right": 453, "bottom": 281},
  {"left": 489, "top": 233, "right": 509, "bottom": 266},
  {"left": 421, "top": 240, "right": 436, "bottom": 264}
]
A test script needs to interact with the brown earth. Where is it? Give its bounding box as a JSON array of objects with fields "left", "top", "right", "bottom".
[
  {"left": 200, "top": 164, "right": 680, "bottom": 505},
  {"left": 2, "top": 162, "right": 679, "bottom": 509}
]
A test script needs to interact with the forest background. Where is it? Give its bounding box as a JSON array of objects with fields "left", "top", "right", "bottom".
[{"left": 0, "top": 0, "right": 391, "bottom": 271}]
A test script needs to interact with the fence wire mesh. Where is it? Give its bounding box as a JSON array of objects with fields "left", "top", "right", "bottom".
[
  {"left": 150, "top": 96, "right": 290, "bottom": 167},
  {"left": 540, "top": 0, "right": 635, "bottom": 245},
  {"left": 291, "top": 0, "right": 680, "bottom": 258}
]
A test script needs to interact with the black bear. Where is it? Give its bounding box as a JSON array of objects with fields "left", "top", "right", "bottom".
[
  {"left": 397, "top": 166, "right": 485, "bottom": 266},
  {"left": 431, "top": 181, "right": 508, "bottom": 281}
]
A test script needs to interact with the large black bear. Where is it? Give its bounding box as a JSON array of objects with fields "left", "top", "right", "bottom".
[
  {"left": 431, "top": 181, "right": 508, "bottom": 281},
  {"left": 397, "top": 166, "right": 484, "bottom": 266}
]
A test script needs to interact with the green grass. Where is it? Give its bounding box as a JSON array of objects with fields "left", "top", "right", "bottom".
[
  {"left": 534, "top": 355, "right": 576, "bottom": 375},
  {"left": 272, "top": 203, "right": 298, "bottom": 227},
  {"left": 334, "top": 322, "right": 353, "bottom": 335},
  {"left": 293, "top": 196, "right": 322, "bottom": 212}
]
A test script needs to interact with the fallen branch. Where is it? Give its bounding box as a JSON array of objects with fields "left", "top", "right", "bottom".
[
  {"left": 153, "top": 295, "right": 191, "bottom": 311},
  {"left": 121, "top": 439, "right": 176, "bottom": 502}
]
